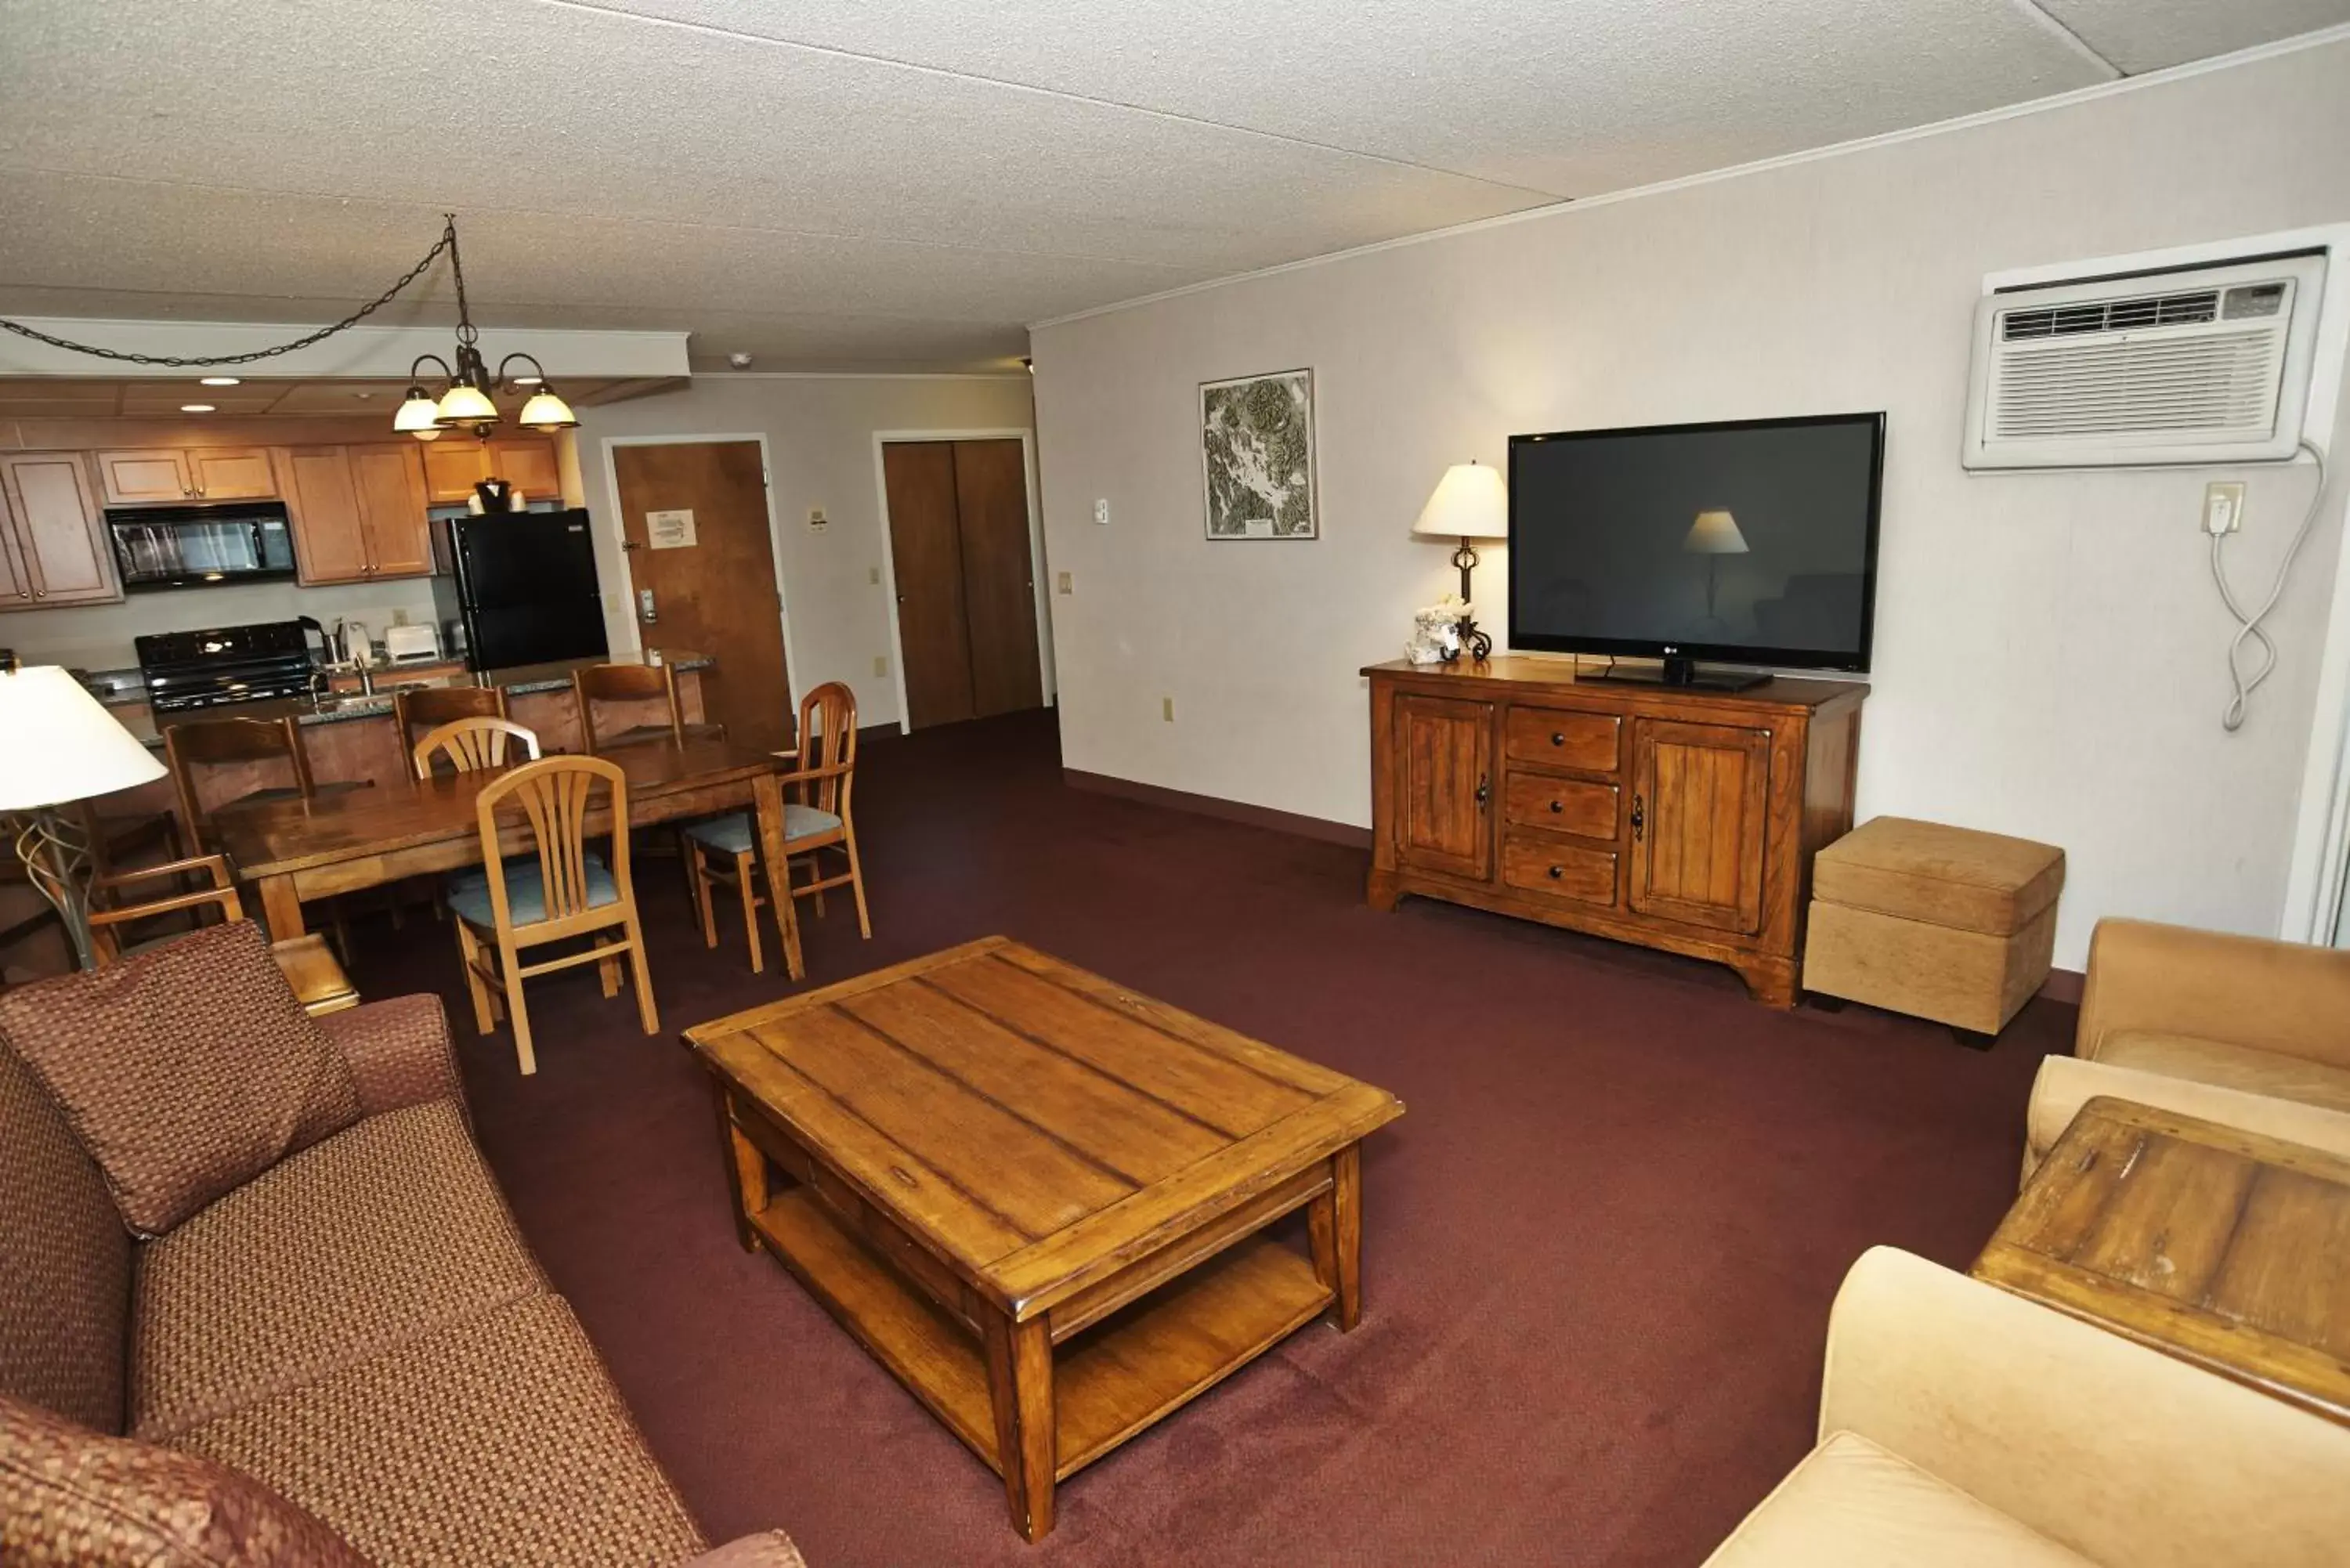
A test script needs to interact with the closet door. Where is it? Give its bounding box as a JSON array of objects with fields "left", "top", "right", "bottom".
[
  {"left": 952, "top": 440, "right": 1042, "bottom": 719},
  {"left": 883, "top": 441, "right": 978, "bottom": 728}
]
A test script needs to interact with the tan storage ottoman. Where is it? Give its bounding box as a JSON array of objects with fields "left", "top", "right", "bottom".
[{"left": 1802, "top": 817, "right": 2064, "bottom": 1041}]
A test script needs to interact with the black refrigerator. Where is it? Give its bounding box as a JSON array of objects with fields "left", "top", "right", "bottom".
[{"left": 430, "top": 509, "right": 610, "bottom": 672}]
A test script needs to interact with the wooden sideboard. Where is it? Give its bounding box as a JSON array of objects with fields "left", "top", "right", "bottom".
[{"left": 1365, "top": 658, "right": 1865, "bottom": 1006}]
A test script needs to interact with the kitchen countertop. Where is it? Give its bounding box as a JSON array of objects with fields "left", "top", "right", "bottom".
[{"left": 121, "top": 651, "right": 710, "bottom": 746}]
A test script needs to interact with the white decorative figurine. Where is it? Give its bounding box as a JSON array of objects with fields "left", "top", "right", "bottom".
[{"left": 1405, "top": 594, "right": 1473, "bottom": 664}]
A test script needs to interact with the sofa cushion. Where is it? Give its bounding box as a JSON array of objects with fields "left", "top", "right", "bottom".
[
  {"left": 2095, "top": 1030, "right": 2350, "bottom": 1116},
  {"left": 171, "top": 1294, "right": 708, "bottom": 1568},
  {"left": 315, "top": 994, "right": 465, "bottom": 1119},
  {"left": 0, "top": 921, "right": 360, "bottom": 1237},
  {"left": 1702, "top": 1429, "right": 2093, "bottom": 1566},
  {"left": 1812, "top": 817, "right": 2064, "bottom": 937},
  {"left": 0, "top": 1042, "right": 130, "bottom": 1436},
  {"left": 0, "top": 1391, "right": 364, "bottom": 1568},
  {"left": 132, "top": 1100, "right": 545, "bottom": 1440}
]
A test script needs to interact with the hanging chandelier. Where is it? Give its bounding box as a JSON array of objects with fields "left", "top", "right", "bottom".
[{"left": 0, "top": 213, "right": 577, "bottom": 442}]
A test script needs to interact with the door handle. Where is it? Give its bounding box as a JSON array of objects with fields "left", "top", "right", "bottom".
[
  {"left": 1473, "top": 774, "right": 1489, "bottom": 807},
  {"left": 638, "top": 587, "right": 657, "bottom": 625},
  {"left": 1630, "top": 793, "right": 1645, "bottom": 841}
]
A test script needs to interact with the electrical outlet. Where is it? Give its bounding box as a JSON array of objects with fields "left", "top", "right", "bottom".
[
  {"left": 2204, "top": 481, "right": 2247, "bottom": 535},
  {"left": 1162, "top": 696, "right": 1175, "bottom": 723},
  {"left": 389, "top": 608, "right": 410, "bottom": 626},
  {"left": 1093, "top": 499, "right": 1110, "bottom": 526},
  {"left": 808, "top": 506, "right": 828, "bottom": 532},
  {"left": 873, "top": 655, "right": 889, "bottom": 677},
  {"left": 868, "top": 565, "right": 881, "bottom": 586},
  {"left": 1056, "top": 571, "right": 1073, "bottom": 594}
]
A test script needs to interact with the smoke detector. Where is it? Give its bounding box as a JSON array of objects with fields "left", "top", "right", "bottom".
[{"left": 727, "top": 352, "right": 754, "bottom": 369}]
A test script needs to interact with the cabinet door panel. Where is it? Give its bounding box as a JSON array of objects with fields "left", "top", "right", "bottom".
[
  {"left": 0, "top": 500, "right": 31, "bottom": 608},
  {"left": 1628, "top": 719, "right": 1769, "bottom": 934},
  {"left": 1, "top": 453, "right": 117, "bottom": 605},
  {"left": 96, "top": 449, "right": 193, "bottom": 504},
  {"left": 350, "top": 443, "right": 432, "bottom": 576},
  {"left": 1394, "top": 694, "right": 1494, "bottom": 880},
  {"left": 422, "top": 441, "right": 492, "bottom": 504},
  {"left": 186, "top": 447, "right": 277, "bottom": 500},
  {"left": 486, "top": 436, "right": 562, "bottom": 498},
  {"left": 280, "top": 446, "right": 373, "bottom": 584}
]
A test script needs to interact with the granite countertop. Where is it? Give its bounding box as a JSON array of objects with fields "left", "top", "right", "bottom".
[{"left": 122, "top": 651, "right": 710, "bottom": 746}]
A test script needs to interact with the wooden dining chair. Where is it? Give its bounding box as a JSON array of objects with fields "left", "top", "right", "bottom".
[
  {"left": 86, "top": 858, "right": 357, "bottom": 1015},
  {"left": 395, "top": 683, "right": 508, "bottom": 758},
  {"left": 162, "top": 714, "right": 364, "bottom": 955},
  {"left": 447, "top": 754, "right": 656, "bottom": 1075},
  {"left": 573, "top": 662, "right": 719, "bottom": 752},
  {"left": 411, "top": 717, "right": 542, "bottom": 779},
  {"left": 684, "top": 681, "right": 869, "bottom": 974}
]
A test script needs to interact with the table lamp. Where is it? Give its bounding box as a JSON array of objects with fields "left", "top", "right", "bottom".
[
  {"left": 1683, "top": 508, "right": 1748, "bottom": 623},
  {"left": 0, "top": 659, "right": 170, "bottom": 969},
  {"left": 1413, "top": 461, "right": 1509, "bottom": 660}
]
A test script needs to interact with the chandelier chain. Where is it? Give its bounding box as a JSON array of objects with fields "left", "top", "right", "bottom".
[{"left": 0, "top": 215, "right": 461, "bottom": 370}]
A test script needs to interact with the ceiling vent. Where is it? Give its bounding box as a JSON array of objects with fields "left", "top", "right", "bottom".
[{"left": 1963, "top": 252, "right": 2326, "bottom": 469}]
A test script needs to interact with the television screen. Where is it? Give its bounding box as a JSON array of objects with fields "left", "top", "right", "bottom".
[{"left": 1507, "top": 414, "right": 1884, "bottom": 671}]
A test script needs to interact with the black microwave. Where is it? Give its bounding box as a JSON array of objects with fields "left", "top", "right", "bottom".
[{"left": 106, "top": 503, "right": 298, "bottom": 591}]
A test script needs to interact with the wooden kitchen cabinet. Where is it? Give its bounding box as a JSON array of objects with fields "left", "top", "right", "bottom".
[
  {"left": 421, "top": 435, "right": 561, "bottom": 504},
  {"left": 278, "top": 443, "right": 433, "bottom": 584},
  {"left": 96, "top": 446, "right": 277, "bottom": 504},
  {"left": 0, "top": 453, "right": 120, "bottom": 609},
  {"left": 1366, "top": 658, "right": 1864, "bottom": 1006}
]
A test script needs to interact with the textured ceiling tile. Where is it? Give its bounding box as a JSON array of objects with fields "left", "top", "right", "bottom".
[{"left": 2039, "top": 0, "right": 2350, "bottom": 74}]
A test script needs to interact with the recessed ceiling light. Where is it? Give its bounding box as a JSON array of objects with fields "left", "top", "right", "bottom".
[
  {"left": 199, "top": 376, "right": 240, "bottom": 387},
  {"left": 180, "top": 403, "right": 215, "bottom": 413}
]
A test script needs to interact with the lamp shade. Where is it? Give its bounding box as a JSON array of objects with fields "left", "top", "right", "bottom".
[
  {"left": 392, "top": 387, "right": 443, "bottom": 433},
  {"left": 0, "top": 666, "right": 166, "bottom": 811},
  {"left": 1684, "top": 508, "right": 1749, "bottom": 555},
  {"left": 435, "top": 381, "right": 499, "bottom": 424},
  {"left": 517, "top": 388, "right": 579, "bottom": 430},
  {"left": 1412, "top": 461, "right": 1509, "bottom": 540}
]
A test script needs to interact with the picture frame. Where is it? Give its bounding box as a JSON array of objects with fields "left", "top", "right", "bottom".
[{"left": 1200, "top": 367, "right": 1317, "bottom": 540}]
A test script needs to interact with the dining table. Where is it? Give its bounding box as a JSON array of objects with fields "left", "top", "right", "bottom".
[{"left": 212, "top": 737, "right": 809, "bottom": 984}]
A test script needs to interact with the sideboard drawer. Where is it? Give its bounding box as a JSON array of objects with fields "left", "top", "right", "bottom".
[
  {"left": 1501, "top": 834, "right": 1618, "bottom": 908},
  {"left": 1502, "top": 774, "right": 1618, "bottom": 840},
  {"left": 1504, "top": 707, "right": 1621, "bottom": 773}
]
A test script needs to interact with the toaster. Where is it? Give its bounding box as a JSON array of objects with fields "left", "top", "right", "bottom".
[{"left": 383, "top": 623, "right": 444, "bottom": 663}]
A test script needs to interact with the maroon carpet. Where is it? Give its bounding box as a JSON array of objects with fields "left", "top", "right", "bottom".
[{"left": 346, "top": 709, "right": 2065, "bottom": 1567}]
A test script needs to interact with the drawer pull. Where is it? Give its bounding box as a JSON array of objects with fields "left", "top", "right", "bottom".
[
  {"left": 1550, "top": 732, "right": 1565, "bottom": 746},
  {"left": 1548, "top": 799, "right": 1564, "bottom": 814},
  {"left": 1547, "top": 865, "right": 1563, "bottom": 880}
]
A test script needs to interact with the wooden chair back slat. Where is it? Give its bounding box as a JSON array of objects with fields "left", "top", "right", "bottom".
[
  {"left": 395, "top": 685, "right": 507, "bottom": 756},
  {"left": 412, "top": 717, "right": 542, "bottom": 779},
  {"left": 794, "top": 681, "right": 859, "bottom": 818},
  {"left": 573, "top": 663, "right": 685, "bottom": 753}
]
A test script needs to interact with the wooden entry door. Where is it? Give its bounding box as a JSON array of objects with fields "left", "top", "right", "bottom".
[
  {"left": 613, "top": 441, "right": 793, "bottom": 753},
  {"left": 882, "top": 439, "right": 1043, "bottom": 729},
  {"left": 1626, "top": 718, "right": 1770, "bottom": 934}
]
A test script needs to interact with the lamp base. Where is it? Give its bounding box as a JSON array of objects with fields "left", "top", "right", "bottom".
[{"left": 7, "top": 807, "right": 96, "bottom": 970}]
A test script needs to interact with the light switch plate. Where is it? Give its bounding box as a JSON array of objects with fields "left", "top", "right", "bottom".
[
  {"left": 2204, "top": 481, "right": 2247, "bottom": 535},
  {"left": 873, "top": 655, "right": 888, "bottom": 677},
  {"left": 808, "top": 506, "right": 828, "bottom": 531},
  {"left": 1093, "top": 499, "right": 1110, "bottom": 526},
  {"left": 869, "top": 565, "right": 881, "bottom": 585},
  {"left": 1162, "top": 696, "right": 1175, "bottom": 722},
  {"left": 1056, "top": 571, "right": 1073, "bottom": 594}
]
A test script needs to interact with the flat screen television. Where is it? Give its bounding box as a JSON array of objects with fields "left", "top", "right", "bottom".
[{"left": 1507, "top": 413, "right": 1885, "bottom": 689}]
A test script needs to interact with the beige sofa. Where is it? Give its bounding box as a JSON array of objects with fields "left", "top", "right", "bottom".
[
  {"left": 2024, "top": 917, "right": 2350, "bottom": 1178},
  {"left": 0, "top": 924, "right": 802, "bottom": 1567},
  {"left": 1702, "top": 1246, "right": 2350, "bottom": 1566}
]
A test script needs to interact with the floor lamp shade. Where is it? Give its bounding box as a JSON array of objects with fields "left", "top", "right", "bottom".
[{"left": 0, "top": 665, "right": 166, "bottom": 810}]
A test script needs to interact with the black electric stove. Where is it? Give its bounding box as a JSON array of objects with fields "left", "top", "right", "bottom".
[{"left": 135, "top": 620, "right": 320, "bottom": 713}]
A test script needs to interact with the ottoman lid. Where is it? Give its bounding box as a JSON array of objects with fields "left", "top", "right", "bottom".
[{"left": 1813, "top": 816, "right": 2064, "bottom": 936}]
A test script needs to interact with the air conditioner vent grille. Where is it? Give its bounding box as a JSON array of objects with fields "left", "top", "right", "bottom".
[
  {"left": 1990, "top": 330, "right": 2282, "bottom": 441},
  {"left": 2003, "top": 289, "right": 2220, "bottom": 340}
]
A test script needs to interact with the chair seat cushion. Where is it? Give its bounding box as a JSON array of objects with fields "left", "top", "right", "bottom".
[
  {"left": 685, "top": 805, "right": 841, "bottom": 855},
  {"left": 131, "top": 1100, "right": 546, "bottom": 1440},
  {"left": 446, "top": 858, "right": 620, "bottom": 927},
  {"left": 1702, "top": 1430, "right": 2092, "bottom": 1567},
  {"left": 2095, "top": 1029, "right": 2350, "bottom": 1115},
  {"left": 1812, "top": 817, "right": 2064, "bottom": 936},
  {"left": 168, "top": 1293, "right": 708, "bottom": 1568}
]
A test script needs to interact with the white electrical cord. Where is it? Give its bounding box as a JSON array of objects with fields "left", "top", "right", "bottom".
[{"left": 2211, "top": 439, "right": 2329, "bottom": 732}]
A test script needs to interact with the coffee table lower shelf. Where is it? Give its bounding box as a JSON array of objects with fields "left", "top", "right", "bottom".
[{"left": 749, "top": 1185, "right": 1333, "bottom": 1481}]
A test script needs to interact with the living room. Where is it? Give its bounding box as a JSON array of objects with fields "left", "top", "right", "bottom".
[{"left": 4, "top": 5, "right": 2350, "bottom": 1567}]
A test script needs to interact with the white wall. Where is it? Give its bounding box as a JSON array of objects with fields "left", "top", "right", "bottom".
[
  {"left": 574, "top": 374, "right": 1038, "bottom": 729},
  {"left": 1032, "top": 38, "right": 2350, "bottom": 971}
]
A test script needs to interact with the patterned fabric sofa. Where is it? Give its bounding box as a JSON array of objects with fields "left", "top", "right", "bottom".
[{"left": 0, "top": 921, "right": 802, "bottom": 1568}]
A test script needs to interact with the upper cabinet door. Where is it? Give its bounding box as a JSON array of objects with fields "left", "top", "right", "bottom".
[
  {"left": 279, "top": 446, "right": 373, "bottom": 585},
  {"left": 421, "top": 440, "right": 492, "bottom": 504},
  {"left": 185, "top": 447, "right": 277, "bottom": 500},
  {"left": 1626, "top": 718, "right": 1770, "bottom": 934},
  {"left": 96, "top": 449, "right": 194, "bottom": 504},
  {"left": 1394, "top": 693, "right": 1495, "bottom": 881},
  {"left": 0, "top": 453, "right": 119, "bottom": 606},
  {"left": 349, "top": 443, "right": 432, "bottom": 576},
  {"left": 0, "top": 486, "right": 34, "bottom": 608},
  {"left": 486, "top": 436, "right": 562, "bottom": 499}
]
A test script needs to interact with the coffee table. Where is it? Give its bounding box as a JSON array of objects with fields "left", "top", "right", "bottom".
[
  {"left": 1973, "top": 1095, "right": 2350, "bottom": 1425},
  {"left": 683, "top": 937, "right": 1405, "bottom": 1540}
]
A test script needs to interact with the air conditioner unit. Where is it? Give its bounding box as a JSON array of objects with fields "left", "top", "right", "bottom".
[{"left": 1962, "top": 252, "right": 2327, "bottom": 469}]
